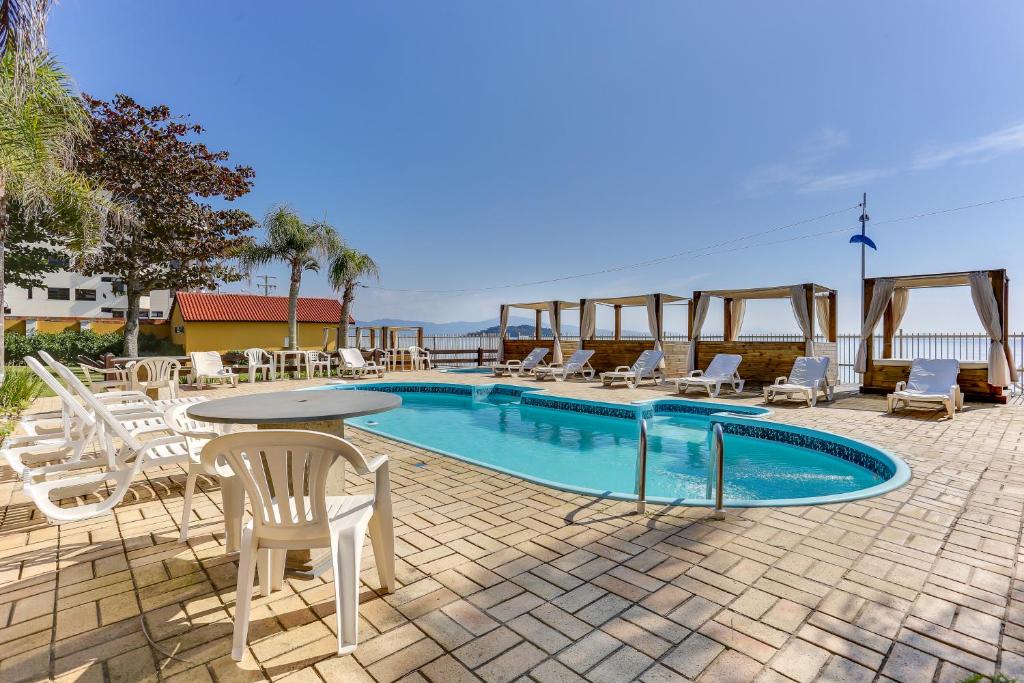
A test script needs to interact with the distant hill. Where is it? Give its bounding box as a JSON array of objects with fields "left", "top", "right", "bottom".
[{"left": 469, "top": 324, "right": 551, "bottom": 337}]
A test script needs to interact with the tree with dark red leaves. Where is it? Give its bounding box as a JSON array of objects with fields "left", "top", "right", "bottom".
[{"left": 78, "top": 94, "right": 256, "bottom": 356}]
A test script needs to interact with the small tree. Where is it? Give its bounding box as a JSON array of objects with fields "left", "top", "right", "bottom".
[
  {"left": 327, "top": 247, "right": 379, "bottom": 349},
  {"left": 78, "top": 94, "right": 256, "bottom": 356},
  {"left": 238, "top": 206, "right": 343, "bottom": 349}
]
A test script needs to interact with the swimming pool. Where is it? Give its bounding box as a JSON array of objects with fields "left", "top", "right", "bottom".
[{"left": 320, "top": 383, "right": 909, "bottom": 507}]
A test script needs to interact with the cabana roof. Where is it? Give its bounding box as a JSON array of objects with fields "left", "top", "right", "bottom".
[
  {"left": 507, "top": 300, "right": 580, "bottom": 310},
  {"left": 587, "top": 293, "right": 689, "bottom": 306},
  {"left": 865, "top": 269, "right": 1008, "bottom": 289},
  {"left": 699, "top": 283, "right": 835, "bottom": 300}
]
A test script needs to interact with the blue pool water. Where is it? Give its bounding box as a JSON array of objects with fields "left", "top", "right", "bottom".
[{"left": 335, "top": 385, "right": 908, "bottom": 506}]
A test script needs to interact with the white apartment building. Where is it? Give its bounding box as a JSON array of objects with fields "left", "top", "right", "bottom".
[{"left": 4, "top": 260, "right": 172, "bottom": 320}]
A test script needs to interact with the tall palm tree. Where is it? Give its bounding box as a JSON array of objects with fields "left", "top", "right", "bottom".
[
  {"left": 0, "top": 47, "right": 115, "bottom": 373},
  {"left": 327, "top": 247, "right": 379, "bottom": 349},
  {"left": 238, "top": 206, "right": 343, "bottom": 349}
]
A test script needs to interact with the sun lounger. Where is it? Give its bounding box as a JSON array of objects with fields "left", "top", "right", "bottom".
[
  {"left": 340, "top": 348, "right": 385, "bottom": 378},
  {"left": 533, "top": 349, "right": 596, "bottom": 382},
  {"left": 190, "top": 351, "right": 239, "bottom": 389},
  {"left": 887, "top": 358, "right": 962, "bottom": 419},
  {"left": 600, "top": 350, "right": 664, "bottom": 388},
  {"left": 670, "top": 354, "right": 744, "bottom": 397},
  {"left": 764, "top": 356, "right": 832, "bottom": 406},
  {"left": 493, "top": 347, "right": 549, "bottom": 377}
]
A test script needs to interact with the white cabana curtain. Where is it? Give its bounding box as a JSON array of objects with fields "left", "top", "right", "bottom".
[
  {"left": 729, "top": 299, "right": 746, "bottom": 340},
  {"left": 854, "top": 278, "right": 896, "bottom": 374},
  {"left": 687, "top": 295, "right": 711, "bottom": 371},
  {"left": 814, "top": 295, "right": 830, "bottom": 338},
  {"left": 645, "top": 295, "right": 666, "bottom": 368},
  {"left": 890, "top": 287, "right": 910, "bottom": 335},
  {"left": 547, "top": 301, "right": 563, "bottom": 364},
  {"left": 580, "top": 299, "right": 597, "bottom": 340},
  {"left": 968, "top": 271, "right": 1017, "bottom": 385},
  {"left": 788, "top": 285, "right": 815, "bottom": 356},
  {"left": 497, "top": 305, "right": 509, "bottom": 362}
]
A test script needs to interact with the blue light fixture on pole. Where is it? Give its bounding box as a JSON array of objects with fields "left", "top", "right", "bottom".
[{"left": 850, "top": 192, "right": 876, "bottom": 324}]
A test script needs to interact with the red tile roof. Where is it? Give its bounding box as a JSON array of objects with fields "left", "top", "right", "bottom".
[{"left": 174, "top": 292, "right": 352, "bottom": 324}]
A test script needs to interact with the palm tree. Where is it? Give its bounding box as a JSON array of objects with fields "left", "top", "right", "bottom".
[
  {"left": 238, "top": 206, "right": 343, "bottom": 349},
  {"left": 327, "top": 247, "right": 379, "bottom": 349},
  {"left": 0, "top": 47, "right": 115, "bottom": 373}
]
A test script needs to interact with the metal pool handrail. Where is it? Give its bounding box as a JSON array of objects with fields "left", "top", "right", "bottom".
[
  {"left": 707, "top": 423, "right": 726, "bottom": 519},
  {"left": 635, "top": 419, "right": 648, "bottom": 514}
]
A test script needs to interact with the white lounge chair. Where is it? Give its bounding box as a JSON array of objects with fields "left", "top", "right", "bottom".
[
  {"left": 190, "top": 351, "right": 239, "bottom": 389},
  {"left": 339, "top": 348, "right": 385, "bottom": 378},
  {"left": 671, "top": 354, "right": 744, "bottom": 397},
  {"left": 533, "top": 349, "right": 596, "bottom": 382},
  {"left": 213, "top": 430, "right": 396, "bottom": 659},
  {"left": 493, "top": 348, "right": 549, "bottom": 377},
  {"left": 78, "top": 363, "right": 129, "bottom": 392},
  {"left": 887, "top": 358, "right": 963, "bottom": 419},
  {"left": 19, "top": 370, "right": 192, "bottom": 523},
  {"left": 2, "top": 357, "right": 102, "bottom": 481},
  {"left": 764, "top": 356, "right": 833, "bottom": 407},
  {"left": 244, "top": 348, "right": 275, "bottom": 382},
  {"left": 600, "top": 350, "right": 665, "bottom": 388}
]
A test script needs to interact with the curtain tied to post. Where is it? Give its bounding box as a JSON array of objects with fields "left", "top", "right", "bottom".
[
  {"left": 968, "top": 271, "right": 1017, "bottom": 385},
  {"left": 547, "top": 301, "right": 563, "bottom": 365},
  {"left": 687, "top": 295, "right": 711, "bottom": 371},
  {"left": 854, "top": 278, "right": 896, "bottom": 374},
  {"left": 497, "top": 305, "right": 509, "bottom": 362},
  {"left": 789, "top": 285, "right": 815, "bottom": 357}
]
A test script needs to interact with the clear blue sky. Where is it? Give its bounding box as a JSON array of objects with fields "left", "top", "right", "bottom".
[{"left": 50, "top": 2, "right": 1024, "bottom": 334}]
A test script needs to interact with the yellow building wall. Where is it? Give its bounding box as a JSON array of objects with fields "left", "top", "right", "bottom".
[
  {"left": 3, "top": 319, "right": 26, "bottom": 334},
  {"left": 178, "top": 321, "right": 334, "bottom": 353},
  {"left": 170, "top": 308, "right": 187, "bottom": 348},
  {"left": 36, "top": 320, "right": 79, "bottom": 334}
]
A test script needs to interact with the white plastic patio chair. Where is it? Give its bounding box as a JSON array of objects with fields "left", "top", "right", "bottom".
[
  {"left": 600, "top": 350, "right": 665, "bottom": 388},
  {"left": 764, "top": 356, "right": 832, "bottom": 407},
  {"left": 493, "top": 347, "right": 549, "bottom": 377},
  {"left": 78, "top": 363, "right": 129, "bottom": 392},
  {"left": 2, "top": 357, "right": 102, "bottom": 481},
  {"left": 131, "top": 357, "right": 181, "bottom": 399},
  {"left": 305, "top": 350, "right": 332, "bottom": 378},
  {"left": 190, "top": 351, "right": 239, "bottom": 389},
  {"left": 339, "top": 348, "right": 385, "bottom": 378},
  {"left": 20, "top": 373, "right": 191, "bottom": 524},
  {"left": 670, "top": 354, "right": 744, "bottom": 398},
  {"left": 533, "top": 349, "right": 596, "bottom": 382},
  {"left": 407, "top": 345, "right": 433, "bottom": 370},
  {"left": 207, "top": 430, "right": 396, "bottom": 660},
  {"left": 163, "top": 404, "right": 243, "bottom": 552},
  {"left": 887, "top": 358, "right": 963, "bottom": 419},
  {"left": 244, "top": 348, "right": 275, "bottom": 382}
]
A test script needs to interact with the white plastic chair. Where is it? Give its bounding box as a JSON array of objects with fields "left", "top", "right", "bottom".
[
  {"left": 533, "top": 349, "right": 596, "bottom": 382},
  {"left": 305, "top": 350, "right": 332, "bottom": 378},
  {"left": 2, "top": 357, "right": 102, "bottom": 481},
  {"left": 205, "top": 430, "right": 396, "bottom": 660},
  {"left": 493, "top": 348, "right": 549, "bottom": 377},
  {"left": 407, "top": 345, "right": 433, "bottom": 370},
  {"left": 764, "top": 356, "right": 832, "bottom": 406},
  {"left": 190, "top": 351, "right": 239, "bottom": 389},
  {"left": 670, "top": 354, "right": 744, "bottom": 397},
  {"left": 131, "top": 357, "right": 181, "bottom": 399},
  {"left": 163, "top": 405, "right": 243, "bottom": 552},
  {"left": 600, "top": 350, "right": 665, "bottom": 388},
  {"left": 887, "top": 358, "right": 963, "bottom": 419},
  {"left": 339, "top": 348, "right": 385, "bottom": 378},
  {"left": 244, "top": 348, "right": 275, "bottom": 382}
]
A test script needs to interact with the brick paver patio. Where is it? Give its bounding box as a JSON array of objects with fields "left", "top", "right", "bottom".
[{"left": 2, "top": 370, "right": 1023, "bottom": 682}]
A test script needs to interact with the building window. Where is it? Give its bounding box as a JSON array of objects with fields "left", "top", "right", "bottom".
[
  {"left": 112, "top": 282, "right": 126, "bottom": 295},
  {"left": 139, "top": 311, "right": 150, "bottom": 319},
  {"left": 101, "top": 276, "right": 115, "bottom": 282},
  {"left": 112, "top": 310, "right": 125, "bottom": 319},
  {"left": 100, "top": 307, "right": 113, "bottom": 314},
  {"left": 47, "top": 254, "right": 70, "bottom": 269},
  {"left": 26, "top": 288, "right": 32, "bottom": 299},
  {"left": 150, "top": 311, "right": 164, "bottom": 318},
  {"left": 47, "top": 287, "right": 70, "bottom": 300},
  {"left": 75, "top": 289, "right": 97, "bottom": 301}
]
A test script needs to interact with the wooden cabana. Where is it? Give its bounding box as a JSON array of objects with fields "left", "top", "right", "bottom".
[
  {"left": 577, "top": 293, "right": 690, "bottom": 374},
  {"left": 858, "top": 269, "right": 1014, "bottom": 402},
  {"left": 689, "top": 283, "right": 838, "bottom": 385},
  {"left": 347, "top": 325, "right": 425, "bottom": 352},
  {"left": 498, "top": 300, "right": 579, "bottom": 365}
]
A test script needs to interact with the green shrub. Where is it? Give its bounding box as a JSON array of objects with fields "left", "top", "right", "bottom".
[
  {"left": 4, "top": 329, "right": 124, "bottom": 365},
  {"left": 0, "top": 366, "right": 43, "bottom": 413},
  {"left": 138, "top": 333, "right": 183, "bottom": 357}
]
